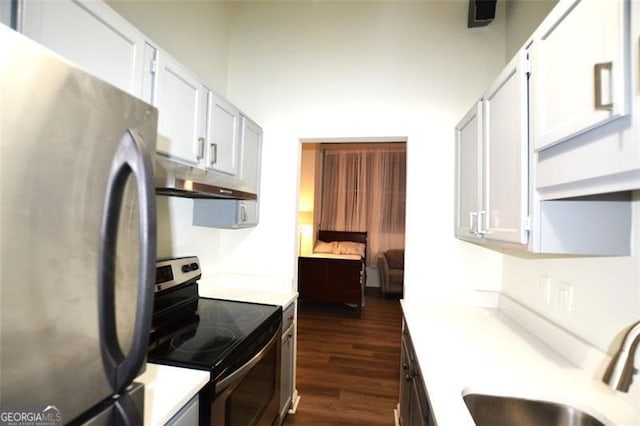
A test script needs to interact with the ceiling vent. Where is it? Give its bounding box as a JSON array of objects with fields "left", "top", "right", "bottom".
[{"left": 468, "top": 0, "right": 497, "bottom": 28}]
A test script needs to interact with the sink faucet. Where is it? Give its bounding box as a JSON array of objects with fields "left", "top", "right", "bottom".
[{"left": 603, "top": 320, "right": 640, "bottom": 392}]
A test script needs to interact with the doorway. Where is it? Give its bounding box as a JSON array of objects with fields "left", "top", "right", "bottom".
[{"left": 296, "top": 138, "right": 407, "bottom": 295}]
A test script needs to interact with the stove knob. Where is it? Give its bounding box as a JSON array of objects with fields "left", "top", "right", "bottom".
[
  {"left": 181, "top": 264, "right": 191, "bottom": 273},
  {"left": 190, "top": 263, "right": 199, "bottom": 271}
]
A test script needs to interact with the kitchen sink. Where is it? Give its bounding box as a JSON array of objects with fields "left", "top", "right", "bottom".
[{"left": 463, "top": 393, "right": 607, "bottom": 426}]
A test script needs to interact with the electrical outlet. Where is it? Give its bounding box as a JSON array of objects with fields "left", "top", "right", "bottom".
[
  {"left": 559, "top": 282, "right": 574, "bottom": 313},
  {"left": 538, "top": 275, "right": 551, "bottom": 304}
]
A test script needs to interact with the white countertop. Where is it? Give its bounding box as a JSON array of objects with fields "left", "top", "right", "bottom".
[
  {"left": 136, "top": 363, "right": 209, "bottom": 426},
  {"left": 401, "top": 299, "right": 638, "bottom": 426},
  {"left": 198, "top": 275, "right": 297, "bottom": 307}
]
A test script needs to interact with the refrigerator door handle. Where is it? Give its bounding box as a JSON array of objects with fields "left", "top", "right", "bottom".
[{"left": 98, "top": 128, "right": 157, "bottom": 392}]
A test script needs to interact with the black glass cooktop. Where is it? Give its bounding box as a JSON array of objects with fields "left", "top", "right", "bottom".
[{"left": 148, "top": 294, "right": 281, "bottom": 379}]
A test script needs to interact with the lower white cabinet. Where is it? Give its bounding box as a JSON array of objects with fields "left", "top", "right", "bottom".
[
  {"left": 166, "top": 394, "right": 198, "bottom": 426},
  {"left": 279, "top": 301, "right": 296, "bottom": 424}
]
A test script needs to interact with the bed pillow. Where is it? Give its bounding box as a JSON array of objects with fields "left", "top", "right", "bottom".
[
  {"left": 337, "top": 241, "right": 365, "bottom": 258},
  {"left": 314, "top": 240, "right": 338, "bottom": 254}
]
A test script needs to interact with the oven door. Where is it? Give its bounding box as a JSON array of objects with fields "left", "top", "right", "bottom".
[{"left": 208, "top": 325, "right": 281, "bottom": 426}]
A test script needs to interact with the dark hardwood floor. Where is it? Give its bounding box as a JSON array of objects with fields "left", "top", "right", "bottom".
[{"left": 284, "top": 290, "right": 403, "bottom": 425}]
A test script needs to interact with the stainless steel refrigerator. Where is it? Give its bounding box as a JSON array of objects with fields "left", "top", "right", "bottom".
[{"left": 0, "top": 25, "right": 157, "bottom": 424}]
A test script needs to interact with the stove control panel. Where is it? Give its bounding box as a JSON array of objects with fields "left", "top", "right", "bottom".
[{"left": 155, "top": 256, "right": 201, "bottom": 293}]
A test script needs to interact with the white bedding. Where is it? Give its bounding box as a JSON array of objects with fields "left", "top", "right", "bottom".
[{"left": 308, "top": 252, "right": 362, "bottom": 261}]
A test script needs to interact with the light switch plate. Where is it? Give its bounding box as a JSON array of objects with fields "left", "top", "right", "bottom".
[
  {"left": 538, "top": 275, "right": 551, "bottom": 304},
  {"left": 559, "top": 282, "right": 574, "bottom": 313}
]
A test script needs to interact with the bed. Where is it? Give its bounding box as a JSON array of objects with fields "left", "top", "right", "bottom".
[{"left": 297, "top": 230, "right": 367, "bottom": 315}]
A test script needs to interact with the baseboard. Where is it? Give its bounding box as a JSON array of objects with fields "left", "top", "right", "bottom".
[{"left": 288, "top": 390, "right": 301, "bottom": 414}]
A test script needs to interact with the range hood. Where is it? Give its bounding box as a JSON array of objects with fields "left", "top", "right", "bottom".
[{"left": 154, "top": 157, "right": 257, "bottom": 200}]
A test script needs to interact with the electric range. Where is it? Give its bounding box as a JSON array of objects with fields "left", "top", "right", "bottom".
[{"left": 148, "top": 257, "right": 282, "bottom": 426}]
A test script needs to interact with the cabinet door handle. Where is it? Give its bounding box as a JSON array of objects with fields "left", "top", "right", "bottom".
[
  {"left": 196, "top": 137, "right": 205, "bottom": 160},
  {"left": 594, "top": 62, "right": 613, "bottom": 111},
  {"left": 477, "top": 210, "right": 487, "bottom": 235},
  {"left": 209, "top": 143, "right": 218, "bottom": 165},
  {"left": 240, "top": 203, "right": 247, "bottom": 222},
  {"left": 469, "top": 212, "right": 477, "bottom": 234}
]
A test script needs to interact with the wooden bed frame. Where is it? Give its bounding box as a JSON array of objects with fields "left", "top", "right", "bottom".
[{"left": 297, "top": 230, "right": 367, "bottom": 315}]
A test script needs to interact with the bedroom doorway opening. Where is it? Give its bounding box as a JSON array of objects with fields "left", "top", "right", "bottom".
[{"left": 297, "top": 138, "right": 407, "bottom": 299}]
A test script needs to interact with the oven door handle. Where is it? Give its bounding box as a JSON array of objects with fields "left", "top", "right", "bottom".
[{"left": 215, "top": 326, "right": 280, "bottom": 394}]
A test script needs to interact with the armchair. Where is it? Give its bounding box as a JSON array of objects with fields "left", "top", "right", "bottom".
[{"left": 377, "top": 249, "right": 404, "bottom": 297}]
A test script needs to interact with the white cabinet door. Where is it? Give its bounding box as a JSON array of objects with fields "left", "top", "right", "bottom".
[
  {"left": 239, "top": 115, "right": 263, "bottom": 194},
  {"left": 482, "top": 52, "right": 529, "bottom": 245},
  {"left": 140, "top": 42, "right": 156, "bottom": 105},
  {"left": 531, "top": 0, "right": 629, "bottom": 151},
  {"left": 454, "top": 102, "right": 483, "bottom": 240},
  {"left": 19, "top": 0, "right": 145, "bottom": 97},
  {"left": 154, "top": 49, "right": 207, "bottom": 167},
  {"left": 0, "top": 1, "right": 12, "bottom": 27},
  {"left": 193, "top": 199, "right": 258, "bottom": 228},
  {"left": 279, "top": 302, "right": 295, "bottom": 423},
  {"left": 237, "top": 200, "right": 258, "bottom": 227},
  {"left": 166, "top": 395, "right": 198, "bottom": 426},
  {"left": 206, "top": 94, "right": 241, "bottom": 176}
]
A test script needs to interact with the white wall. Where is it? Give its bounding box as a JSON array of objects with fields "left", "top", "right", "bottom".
[
  {"left": 502, "top": 196, "right": 640, "bottom": 353},
  {"left": 223, "top": 1, "right": 507, "bottom": 295},
  {"left": 504, "top": 0, "right": 557, "bottom": 59},
  {"left": 106, "top": 0, "right": 232, "bottom": 95}
]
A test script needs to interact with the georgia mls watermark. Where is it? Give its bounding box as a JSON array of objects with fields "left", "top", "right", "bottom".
[{"left": 0, "top": 405, "right": 62, "bottom": 426}]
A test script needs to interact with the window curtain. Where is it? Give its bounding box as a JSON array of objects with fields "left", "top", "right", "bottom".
[{"left": 319, "top": 144, "right": 406, "bottom": 267}]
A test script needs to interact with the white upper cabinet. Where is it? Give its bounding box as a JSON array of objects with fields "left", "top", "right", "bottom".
[
  {"left": 531, "top": 0, "right": 629, "bottom": 151},
  {"left": 17, "top": 0, "right": 264, "bottom": 211},
  {"left": 533, "top": 0, "right": 639, "bottom": 200},
  {"left": 19, "top": 0, "right": 146, "bottom": 98},
  {"left": 455, "top": 52, "right": 529, "bottom": 247},
  {"left": 454, "top": 41, "right": 633, "bottom": 254},
  {"left": 206, "top": 94, "right": 241, "bottom": 176},
  {"left": 153, "top": 48, "right": 207, "bottom": 167},
  {"left": 454, "top": 102, "right": 483, "bottom": 241},
  {"left": 239, "top": 115, "right": 263, "bottom": 194},
  {"left": 482, "top": 52, "right": 529, "bottom": 245},
  {"left": 192, "top": 115, "right": 262, "bottom": 229}
]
